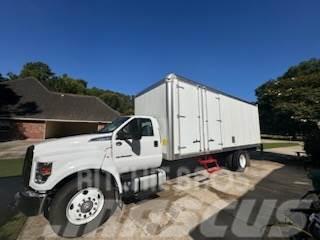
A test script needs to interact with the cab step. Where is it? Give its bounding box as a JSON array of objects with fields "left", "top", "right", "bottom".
[{"left": 198, "top": 155, "right": 220, "bottom": 174}]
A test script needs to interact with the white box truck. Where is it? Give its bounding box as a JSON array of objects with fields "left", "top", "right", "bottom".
[
  {"left": 15, "top": 73, "right": 261, "bottom": 237},
  {"left": 135, "top": 73, "right": 260, "bottom": 161}
]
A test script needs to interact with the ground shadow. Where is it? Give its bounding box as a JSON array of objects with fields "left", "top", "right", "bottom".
[
  {"left": 122, "top": 157, "right": 207, "bottom": 204},
  {"left": 0, "top": 176, "right": 23, "bottom": 226},
  {"left": 251, "top": 150, "right": 307, "bottom": 166},
  {"left": 189, "top": 151, "right": 311, "bottom": 239},
  {"left": 161, "top": 157, "right": 205, "bottom": 180}
]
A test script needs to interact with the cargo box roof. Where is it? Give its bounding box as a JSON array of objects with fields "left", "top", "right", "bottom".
[{"left": 136, "top": 73, "right": 256, "bottom": 106}]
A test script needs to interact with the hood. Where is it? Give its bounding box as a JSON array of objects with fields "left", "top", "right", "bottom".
[{"left": 34, "top": 133, "right": 112, "bottom": 156}]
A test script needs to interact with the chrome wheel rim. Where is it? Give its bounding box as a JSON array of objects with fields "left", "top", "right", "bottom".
[
  {"left": 66, "top": 187, "right": 104, "bottom": 225},
  {"left": 239, "top": 154, "right": 247, "bottom": 168}
]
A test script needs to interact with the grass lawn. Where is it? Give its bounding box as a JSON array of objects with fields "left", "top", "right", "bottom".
[
  {"left": 263, "top": 142, "right": 300, "bottom": 149},
  {"left": 0, "top": 158, "right": 25, "bottom": 240},
  {"left": 0, "top": 159, "right": 23, "bottom": 178},
  {"left": 0, "top": 214, "right": 26, "bottom": 240}
]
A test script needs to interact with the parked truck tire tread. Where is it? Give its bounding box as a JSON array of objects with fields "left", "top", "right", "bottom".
[{"left": 225, "top": 152, "right": 234, "bottom": 170}]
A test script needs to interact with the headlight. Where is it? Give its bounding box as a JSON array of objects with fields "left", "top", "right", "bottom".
[{"left": 35, "top": 162, "right": 52, "bottom": 184}]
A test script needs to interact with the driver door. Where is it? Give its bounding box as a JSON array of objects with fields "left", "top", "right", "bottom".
[{"left": 112, "top": 117, "right": 161, "bottom": 173}]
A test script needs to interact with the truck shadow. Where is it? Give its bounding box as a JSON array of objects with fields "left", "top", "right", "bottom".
[
  {"left": 124, "top": 152, "right": 253, "bottom": 204},
  {"left": 123, "top": 157, "right": 214, "bottom": 204},
  {"left": 0, "top": 176, "right": 24, "bottom": 226},
  {"left": 189, "top": 151, "right": 311, "bottom": 239},
  {"left": 251, "top": 150, "right": 307, "bottom": 166},
  {"left": 161, "top": 157, "right": 207, "bottom": 180}
]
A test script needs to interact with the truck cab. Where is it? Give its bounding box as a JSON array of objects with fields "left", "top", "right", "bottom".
[{"left": 16, "top": 115, "right": 167, "bottom": 237}]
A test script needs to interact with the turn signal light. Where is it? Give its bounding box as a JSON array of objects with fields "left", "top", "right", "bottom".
[{"left": 35, "top": 162, "right": 52, "bottom": 184}]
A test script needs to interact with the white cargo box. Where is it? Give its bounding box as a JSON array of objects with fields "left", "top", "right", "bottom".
[{"left": 135, "top": 73, "right": 261, "bottom": 161}]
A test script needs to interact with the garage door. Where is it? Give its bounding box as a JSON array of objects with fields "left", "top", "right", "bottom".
[{"left": 45, "top": 121, "right": 99, "bottom": 138}]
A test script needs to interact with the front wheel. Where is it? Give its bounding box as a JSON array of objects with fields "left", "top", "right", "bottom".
[{"left": 48, "top": 173, "right": 117, "bottom": 237}]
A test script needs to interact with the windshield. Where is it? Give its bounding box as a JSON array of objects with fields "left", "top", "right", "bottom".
[{"left": 98, "top": 116, "right": 130, "bottom": 133}]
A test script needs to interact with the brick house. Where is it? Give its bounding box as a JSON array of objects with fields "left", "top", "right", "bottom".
[{"left": 0, "top": 78, "right": 120, "bottom": 140}]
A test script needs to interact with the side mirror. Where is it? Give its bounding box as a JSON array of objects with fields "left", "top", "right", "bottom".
[
  {"left": 117, "top": 131, "right": 126, "bottom": 140},
  {"left": 132, "top": 131, "right": 142, "bottom": 141}
]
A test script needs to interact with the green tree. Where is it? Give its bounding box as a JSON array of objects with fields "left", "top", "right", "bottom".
[
  {"left": 0, "top": 73, "right": 7, "bottom": 81},
  {"left": 87, "top": 88, "right": 134, "bottom": 115},
  {"left": 100, "top": 93, "right": 121, "bottom": 110},
  {"left": 20, "top": 62, "right": 54, "bottom": 82},
  {"left": 7, "top": 72, "right": 18, "bottom": 80},
  {"left": 256, "top": 58, "right": 320, "bottom": 136},
  {"left": 48, "top": 74, "right": 87, "bottom": 94}
]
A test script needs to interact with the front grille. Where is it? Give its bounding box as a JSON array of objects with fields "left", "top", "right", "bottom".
[{"left": 22, "top": 145, "right": 34, "bottom": 187}]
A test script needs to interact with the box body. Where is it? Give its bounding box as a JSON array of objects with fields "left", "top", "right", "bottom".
[{"left": 135, "top": 74, "right": 261, "bottom": 160}]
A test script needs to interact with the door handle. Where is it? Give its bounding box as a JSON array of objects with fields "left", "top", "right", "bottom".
[
  {"left": 193, "top": 139, "right": 200, "bottom": 143},
  {"left": 154, "top": 140, "right": 159, "bottom": 147},
  {"left": 116, "top": 142, "right": 122, "bottom": 146},
  {"left": 209, "top": 139, "right": 215, "bottom": 142}
]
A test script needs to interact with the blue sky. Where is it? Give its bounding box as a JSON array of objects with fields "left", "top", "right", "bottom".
[{"left": 1, "top": 0, "right": 319, "bottom": 101}]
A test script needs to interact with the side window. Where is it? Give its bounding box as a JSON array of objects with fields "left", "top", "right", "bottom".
[
  {"left": 118, "top": 118, "right": 154, "bottom": 139},
  {"left": 121, "top": 119, "right": 139, "bottom": 139},
  {"left": 141, "top": 118, "right": 153, "bottom": 136}
]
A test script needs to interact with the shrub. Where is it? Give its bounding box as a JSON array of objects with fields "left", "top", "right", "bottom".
[{"left": 304, "top": 128, "right": 320, "bottom": 167}]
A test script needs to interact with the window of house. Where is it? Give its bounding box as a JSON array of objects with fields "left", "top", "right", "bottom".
[{"left": 0, "top": 121, "right": 11, "bottom": 132}]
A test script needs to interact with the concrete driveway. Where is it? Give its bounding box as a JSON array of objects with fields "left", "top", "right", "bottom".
[
  {"left": 0, "top": 140, "right": 41, "bottom": 159},
  {"left": 18, "top": 151, "right": 312, "bottom": 240},
  {"left": 261, "top": 139, "right": 305, "bottom": 157}
]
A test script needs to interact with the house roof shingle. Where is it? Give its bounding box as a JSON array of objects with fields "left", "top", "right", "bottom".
[{"left": 0, "top": 78, "right": 120, "bottom": 122}]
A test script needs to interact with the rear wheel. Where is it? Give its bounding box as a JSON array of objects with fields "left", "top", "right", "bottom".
[
  {"left": 232, "top": 150, "right": 249, "bottom": 172},
  {"left": 226, "top": 150, "right": 250, "bottom": 172},
  {"left": 48, "top": 172, "right": 117, "bottom": 237}
]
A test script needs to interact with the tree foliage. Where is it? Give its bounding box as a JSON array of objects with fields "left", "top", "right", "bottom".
[
  {"left": 20, "top": 62, "right": 54, "bottom": 82},
  {"left": 7, "top": 72, "right": 19, "bottom": 80},
  {"left": 0, "top": 73, "right": 7, "bottom": 81},
  {"left": 304, "top": 128, "right": 320, "bottom": 165},
  {"left": 2, "top": 62, "right": 133, "bottom": 114},
  {"left": 256, "top": 58, "right": 320, "bottom": 136},
  {"left": 48, "top": 74, "right": 87, "bottom": 95}
]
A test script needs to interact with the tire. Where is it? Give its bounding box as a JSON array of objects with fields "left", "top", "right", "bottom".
[
  {"left": 231, "top": 150, "right": 249, "bottom": 172},
  {"left": 48, "top": 172, "right": 117, "bottom": 237},
  {"left": 225, "top": 152, "right": 234, "bottom": 170}
]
